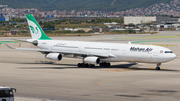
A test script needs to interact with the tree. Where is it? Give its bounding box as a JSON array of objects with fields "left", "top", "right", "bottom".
[
  {"left": 129, "top": 23, "right": 135, "bottom": 26},
  {"left": 43, "top": 22, "right": 55, "bottom": 28},
  {"left": 39, "top": 21, "right": 43, "bottom": 25}
]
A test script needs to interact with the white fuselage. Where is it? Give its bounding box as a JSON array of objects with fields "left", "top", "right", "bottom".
[{"left": 37, "top": 40, "right": 176, "bottom": 63}]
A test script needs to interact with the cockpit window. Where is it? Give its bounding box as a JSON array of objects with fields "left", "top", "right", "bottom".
[{"left": 165, "top": 51, "right": 173, "bottom": 53}]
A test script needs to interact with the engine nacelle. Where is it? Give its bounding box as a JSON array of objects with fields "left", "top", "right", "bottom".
[
  {"left": 45, "top": 53, "right": 62, "bottom": 61},
  {"left": 83, "top": 57, "right": 100, "bottom": 64}
]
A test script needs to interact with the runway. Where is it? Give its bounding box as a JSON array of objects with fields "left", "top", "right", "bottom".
[{"left": 0, "top": 31, "right": 180, "bottom": 101}]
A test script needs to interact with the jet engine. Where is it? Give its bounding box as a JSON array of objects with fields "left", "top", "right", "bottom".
[
  {"left": 45, "top": 53, "right": 62, "bottom": 61},
  {"left": 83, "top": 56, "right": 100, "bottom": 64}
]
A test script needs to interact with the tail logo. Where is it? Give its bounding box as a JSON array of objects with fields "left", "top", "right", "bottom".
[{"left": 30, "top": 25, "right": 39, "bottom": 34}]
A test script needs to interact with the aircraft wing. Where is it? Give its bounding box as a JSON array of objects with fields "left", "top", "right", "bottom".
[{"left": 5, "top": 44, "right": 114, "bottom": 58}]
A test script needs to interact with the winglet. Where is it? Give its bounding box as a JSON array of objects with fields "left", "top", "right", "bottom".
[{"left": 5, "top": 44, "right": 15, "bottom": 49}]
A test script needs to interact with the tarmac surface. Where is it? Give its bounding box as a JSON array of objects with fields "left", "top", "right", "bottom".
[{"left": 0, "top": 31, "right": 180, "bottom": 101}]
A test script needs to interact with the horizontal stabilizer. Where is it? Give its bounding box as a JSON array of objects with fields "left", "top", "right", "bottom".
[{"left": 5, "top": 44, "right": 15, "bottom": 49}]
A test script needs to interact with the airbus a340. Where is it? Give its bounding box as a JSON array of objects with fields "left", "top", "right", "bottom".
[{"left": 6, "top": 14, "right": 177, "bottom": 70}]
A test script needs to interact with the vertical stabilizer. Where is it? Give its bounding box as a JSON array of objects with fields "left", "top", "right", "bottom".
[{"left": 26, "top": 14, "right": 52, "bottom": 40}]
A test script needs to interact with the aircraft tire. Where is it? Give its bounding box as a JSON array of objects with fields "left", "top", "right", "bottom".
[
  {"left": 155, "top": 67, "right": 160, "bottom": 70},
  {"left": 107, "top": 63, "right": 111, "bottom": 67},
  {"left": 100, "top": 63, "right": 111, "bottom": 67},
  {"left": 89, "top": 64, "right": 95, "bottom": 67},
  {"left": 78, "top": 63, "right": 84, "bottom": 67},
  {"left": 84, "top": 64, "right": 89, "bottom": 67},
  {"left": 77, "top": 63, "right": 81, "bottom": 67}
]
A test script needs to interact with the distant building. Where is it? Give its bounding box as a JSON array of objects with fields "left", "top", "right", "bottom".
[
  {"left": 172, "top": 24, "right": 180, "bottom": 28},
  {"left": 71, "top": 10, "right": 76, "bottom": 15},
  {"left": 153, "top": 17, "right": 179, "bottom": 24},
  {"left": 104, "top": 22, "right": 119, "bottom": 25},
  {"left": 156, "top": 24, "right": 164, "bottom": 28},
  {"left": 6, "top": 31, "right": 17, "bottom": 35},
  {"left": 124, "top": 16, "right": 156, "bottom": 25},
  {"left": 64, "top": 28, "right": 77, "bottom": 31},
  {"left": 174, "top": 0, "right": 179, "bottom": 3},
  {"left": 164, "top": 25, "right": 173, "bottom": 28},
  {"left": 107, "top": 25, "right": 122, "bottom": 29},
  {"left": 0, "top": 5, "right": 8, "bottom": 8},
  {"left": 77, "top": 28, "right": 92, "bottom": 32},
  {"left": 124, "top": 16, "right": 180, "bottom": 25}
]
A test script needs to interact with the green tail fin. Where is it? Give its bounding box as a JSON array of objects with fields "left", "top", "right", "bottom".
[{"left": 26, "top": 14, "right": 52, "bottom": 40}]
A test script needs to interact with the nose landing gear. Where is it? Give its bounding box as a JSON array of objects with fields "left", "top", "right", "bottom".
[{"left": 155, "top": 63, "right": 161, "bottom": 70}]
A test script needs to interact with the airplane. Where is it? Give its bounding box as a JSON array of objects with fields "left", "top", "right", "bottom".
[{"left": 5, "top": 14, "right": 177, "bottom": 70}]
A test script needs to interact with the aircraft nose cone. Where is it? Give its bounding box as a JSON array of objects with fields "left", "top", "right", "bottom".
[
  {"left": 174, "top": 54, "right": 177, "bottom": 59},
  {"left": 171, "top": 54, "right": 177, "bottom": 60}
]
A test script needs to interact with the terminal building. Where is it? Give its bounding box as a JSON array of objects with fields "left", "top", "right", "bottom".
[
  {"left": 124, "top": 16, "right": 156, "bottom": 25},
  {"left": 124, "top": 16, "right": 180, "bottom": 25}
]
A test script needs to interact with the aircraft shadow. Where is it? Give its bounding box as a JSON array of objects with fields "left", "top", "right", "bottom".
[
  {"left": 18, "top": 63, "right": 77, "bottom": 66},
  {"left": 18, "top": 63, "right": 137, "bottom": 69},
  {"left": 18, "top": 62, "right": 180, "bottom": 72}
]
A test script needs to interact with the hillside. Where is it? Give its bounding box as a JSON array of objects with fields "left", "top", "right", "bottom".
[{"left": 0, "top": 0, "right": 172, "bottom": 11}]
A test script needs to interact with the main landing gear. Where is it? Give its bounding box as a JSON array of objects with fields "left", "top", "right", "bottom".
[
  {"left": 100, "top": 62, "right": 111, "bottom": 67},
  {"left": 77, "top": 63, "right": 95, "bottom": 67},
  {"left": 77, "top": 62, "right": 111, "bottom": 67},
  {"left": 155, "top": 63, "right": 161, "bottom": 70}
]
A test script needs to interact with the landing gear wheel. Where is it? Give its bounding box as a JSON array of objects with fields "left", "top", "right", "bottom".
[
  {"left": 84, "top": 64, "right": 89, "bottom": 67},
  {"left": 155, "top": 63, "right": 161, "bottom": 70},
  {"left": 156, "top": 67, "right": 160, "bottom": 70},
  {"left": 100, "top": 62, "right": 111, "bottom": 67},
  {"left": 107, "top": 63, "right": 111, "bottom": 67},
  {"left": 77, "top": 63, "right": 82, "bottom": 67},
  {"left": 100, "top": 63, "right": 103, "bottom": 67},
  {"left": 89, "top": 64, "right": 95, "bottom": 67},
  {"left": 77, "top": 63, "right": 95, "bottom": 68}
]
